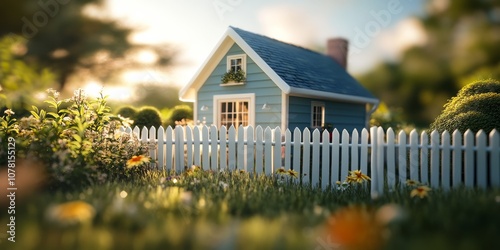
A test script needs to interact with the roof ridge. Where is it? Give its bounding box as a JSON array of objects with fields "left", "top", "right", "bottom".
[{"left": 230, "top": 26, "right": 332, "bottom": 61}]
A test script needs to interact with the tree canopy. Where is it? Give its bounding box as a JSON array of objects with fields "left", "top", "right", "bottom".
[
  {"left": 359, "top": 0, "right": 500, "bottom": 128},
  {"left": 0, "top": 0, "right": 173, "bottom": 90}
]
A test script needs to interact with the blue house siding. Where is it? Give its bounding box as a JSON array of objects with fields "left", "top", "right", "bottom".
[
  {"left": 197, "top": 43, "right": 282, "bottom": 128},
  {"left": 288, "top": 96, "right": 367, "bottom": 132}
]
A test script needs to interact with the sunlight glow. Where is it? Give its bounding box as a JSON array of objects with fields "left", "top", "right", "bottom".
[{"left": 83, "top": 81, "right": 133, "bottom": 101}]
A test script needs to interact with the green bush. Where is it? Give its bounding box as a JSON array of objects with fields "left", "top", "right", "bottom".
[
  {"left": 116, "top": 106, "right": 137, "bottom": 119},
  {"left": 164, "top": 105, "right": 193, "bottom": 127},
  {"left": 430, "top": 79, "right": 500, "bottom": 133},
  {"left": 134, "top": 106, "right": 162, "bottom": 129},
  {"left": 0, "top": 88, "right": 150, "bottom": 188}
]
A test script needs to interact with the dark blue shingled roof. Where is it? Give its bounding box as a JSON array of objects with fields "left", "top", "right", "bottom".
[{"left": 231, "top": 27, "right": 376, "bottom": 100}]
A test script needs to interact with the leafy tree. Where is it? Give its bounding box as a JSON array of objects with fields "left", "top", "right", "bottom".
[
  {"left": 430, "top": 79, "right": 500, "bottom": 133},
  {"left": 133, "top": 107, "right": 162, "bottom": 129},
  {"left": 0, "top": 0, "right": 173, "bottom": 90},
  {"left": 0, "top": 35, "right": 56, "bottom": 116},
  {"left": 359, "top": 0, "right": 500, "bottom": 128}
]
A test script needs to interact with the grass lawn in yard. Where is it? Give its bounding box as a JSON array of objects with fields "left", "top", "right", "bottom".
[{"left": 1, "top": 168, "right": 499, "bottom": 250}]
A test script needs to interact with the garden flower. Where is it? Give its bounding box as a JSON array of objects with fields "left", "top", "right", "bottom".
[
  {"left": 46, "top": 88, "right": 60, "bottom": 98},
  {"left": 117, "top": 114, "right": 134, "bottom": 127},
  {"left": 326, "top": 206, "right": 385, "bottom": 250},
  {"left": 406, "top": 179, "right": 419, "bottom": 186},
  {"left": 287, "top": 169, "right": 299, "bottom": 178},
  {"left": 410, "top": 185, "right": 431, "bottom": 199},
  {"left": 4, "top": 109, "right": 14, "bottom": 116},
  {"left": 46, "top": 201, "right": 95, "bottom": 225},
  {"left": 126, "top": 155, "right": 150, "bottom": 168},
  {"left": 276, "top": 167, "right": 286, "bottom": 174},
  {"left": 72, "top": 88, "right": 87, "bottom": 104},
  {"left": 347, "top": 170, "right": 371, "bottom": 183}
]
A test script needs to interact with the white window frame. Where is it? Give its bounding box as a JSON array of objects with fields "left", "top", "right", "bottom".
[
  {"left": 214, "top": 93, "right": 255, "bottom": 129},
  {"left": 226, "top": 54, "right": 247, "bottom": 74},
  {"left": 311, "top": 101, "right": 325, "bottom": 128}
]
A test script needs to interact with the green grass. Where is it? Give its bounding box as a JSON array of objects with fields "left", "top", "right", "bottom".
[{"left": 1, "top": 169, "right": 499, "bottom": 250}]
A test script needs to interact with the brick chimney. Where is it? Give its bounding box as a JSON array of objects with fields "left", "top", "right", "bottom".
[{"left": 327, "top": 38, "right": 348, "bottom": 69}]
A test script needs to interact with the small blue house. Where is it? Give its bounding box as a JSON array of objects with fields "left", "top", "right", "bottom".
[{"left": 179, "top": 26, "right": 379, "bottom": 132}]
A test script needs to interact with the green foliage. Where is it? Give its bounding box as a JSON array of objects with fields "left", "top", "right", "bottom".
[
  {"left": 133, "top": 106, "right": 162, "bottom": 129},
  {"left": 0, "top": 88, "right": 150, "bottom": 188},
  {"left": 116, "top": 106, "right": 137, "bottom": 119},
  {"left": 221, "top": 69, "right": 246, "bottom": 83},
  {"left": 430, "top": 79, "right": 500, "bottom": 133},
  {"left": 0, "top": 34, "right": 56, "bottom": 115},
  {"left": 131, "top": 84, "right": 184, "bottom": 109},
  {"left": 452, "top": 78, "right": 500, "bottom": 98},
  {"left": 5, "top": 168, "right": 500, "bottom": 250},
  {"left": 0, "top": 1, "right": 174, "bottom": 90},
  {"left": 359, "top": 0, "right": 500, "bottom": 128},
  {"left": 164, "top": 104, "right": 193, "bottom": 127}
]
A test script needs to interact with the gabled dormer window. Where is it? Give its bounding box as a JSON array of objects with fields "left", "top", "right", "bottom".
[{"left": 221, "top": 54, "right": 247, "bottom": 85}]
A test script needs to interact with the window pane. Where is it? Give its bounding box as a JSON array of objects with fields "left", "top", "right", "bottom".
[
  {"left": 312, "top": 105, "right": 324, "bottom": 128},
  {"left": 230, "top": 58, "right": 242, "bottom": 72},
  {"left": 220, "top": 100, "right": 250, "bottom": 129}
]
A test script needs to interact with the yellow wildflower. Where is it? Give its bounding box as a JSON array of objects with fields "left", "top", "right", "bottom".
[
  {"left": 46, "top": 201, "right": 95, "bottom": 225},
  {"left": 405, "top": 179, "right": 419, "bottom": 186},
  {"left": 276, "top": 167, "right": 286, "bottom": 174},
  {"left": 347, "top": 170, "right": 371, "bottom": 183},
  {"left": 126, "top": 155, "right": 150, "bottom": 168},
  {"left": 287, "top": 169, "right": 299, "bottom": 178},
  {"left": 410, "top": 185, "right": 431, "bottom": 199}
]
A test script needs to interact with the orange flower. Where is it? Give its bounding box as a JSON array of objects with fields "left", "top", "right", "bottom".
[
  {"left": 326, "top": 206, "right": 385, "bottom": 250},
  {"left": 46, "top": 201, "right": 95, "bottom": 225},
  {"left": 126, "top": 155, "right": 150, "bottom": 168},
  {"left": 410, "top": 185, "right": 431, "bottom": 199}
]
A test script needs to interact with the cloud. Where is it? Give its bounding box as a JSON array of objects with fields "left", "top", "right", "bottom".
[
  {"left": 257, "top": 4, "right": 323, "bottom": 47},
  {"left": 375, "top": 17, "right": 428, "bottom": 60}
]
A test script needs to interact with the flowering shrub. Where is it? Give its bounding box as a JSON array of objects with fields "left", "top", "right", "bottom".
[{"left": 0, "top": 88, "right": 150, "bottom": 188}]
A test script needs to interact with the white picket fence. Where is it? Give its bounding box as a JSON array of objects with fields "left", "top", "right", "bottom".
[{"left": 122, "top": 125, "right": 500, "bottom": 196}]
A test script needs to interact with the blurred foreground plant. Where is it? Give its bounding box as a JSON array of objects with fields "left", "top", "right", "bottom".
[{"left": 0, "top": 88, "right": 149, "bottom": 188}]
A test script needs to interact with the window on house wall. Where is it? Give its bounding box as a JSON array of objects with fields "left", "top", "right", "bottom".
[
  {"left": 226, "top": 54, "right": 246, "bottom": 73},
  {"left": 220, "top": 101, "right": 249, "bottom": 128},
  {"left": 311, "top": 102, "right": 325, "bottom": 128},
  {"left": 214, "top": 94, "right": 254, "bottom": 129}
]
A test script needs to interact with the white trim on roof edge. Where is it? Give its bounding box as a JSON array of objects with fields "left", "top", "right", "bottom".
[
  {"left": 178, "top": 29, "right": 233, "bottom": 102},
  {"left": 288, "top": 87, "right": 379, "bottom": 104},
  {"left": 226, "top": 28, "right": 290, "bottom": 94},
  {"left": 179, "top": 27, "right": 290, "bottom": 102},
  {"left": 179, "top": 27, "right": 378, "bottom": 106}
]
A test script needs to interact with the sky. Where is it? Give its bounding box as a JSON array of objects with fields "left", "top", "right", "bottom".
[{"left": 82, "top": 0, "right": 428, "bottom": 99}]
